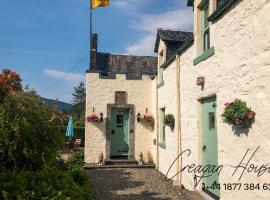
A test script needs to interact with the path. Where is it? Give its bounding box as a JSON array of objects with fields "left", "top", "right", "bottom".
[{"left": 88, "top": 168, "right": 205, "bottom": 200}]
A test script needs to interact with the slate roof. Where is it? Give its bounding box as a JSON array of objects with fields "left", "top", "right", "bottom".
[
  {"left": 154, "top": 29, "right": 193, "bottom": 53},
  {"left": 89, "top": 52, "right": 157, "bottom": 78}
]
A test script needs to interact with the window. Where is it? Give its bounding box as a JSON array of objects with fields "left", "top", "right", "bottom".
[
  {"left": 115, "top": 91, "right": 127, "bottom": 104},
  {"left": 200, "top": 1, "right": 210, "bottom": 52},
  {"left": 159, "top": 108, "right": 166, "bottom": 148},
  {"left": 159, "top": 50, "right": 164, "bottom": 66},
  {"left": 158, "top": 50, "right": 164, "bottom": 84}
]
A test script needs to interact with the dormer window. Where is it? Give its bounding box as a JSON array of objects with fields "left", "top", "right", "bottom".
[
  {"left": 159, "top": 50, "right": 164, "bottom": 66},
  {"left": 158, "top": 50, "right": 164, "bottom": 84}
]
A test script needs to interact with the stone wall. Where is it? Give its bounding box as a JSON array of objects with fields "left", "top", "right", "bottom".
[
  {"left": 178, "top": 0, "right": 270, "bottom": 199},
  {"left": 85, "top": 73, "right": 155, "bottom": 164}
]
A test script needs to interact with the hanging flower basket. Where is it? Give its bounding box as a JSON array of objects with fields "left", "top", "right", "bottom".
[
  {"left": 164, "top": 114, "right": 175, "bottom": 127},
  {"left": 221, "top": 99, "right": 255, "bottom": 128},
  {"left": 143, "top": 114, "right": 153, "bottom": 123},
  {"left": 86, "top": 113, "right": 100, "bottom": 123}
]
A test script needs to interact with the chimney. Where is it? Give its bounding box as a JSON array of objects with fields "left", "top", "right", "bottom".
[{"left": 90, "top": 33, "right": 98, "bottom": 69}]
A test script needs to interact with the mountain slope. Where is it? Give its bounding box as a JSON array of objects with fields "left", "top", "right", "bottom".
[{"left": 42, "top": 98, "right": 73, "bottom": 113}]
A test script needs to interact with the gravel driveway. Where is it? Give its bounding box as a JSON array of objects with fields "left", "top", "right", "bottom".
[{"left": 88, "top": 168, "right": 204, "bottom": 200}]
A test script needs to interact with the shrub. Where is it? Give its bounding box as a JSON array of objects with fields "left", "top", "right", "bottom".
[
  {"left": 0, "top": 167, "right": 92, "bottom": 200},
  {"left": 0, "top": 91, "right": 65, "bottom": 170}
]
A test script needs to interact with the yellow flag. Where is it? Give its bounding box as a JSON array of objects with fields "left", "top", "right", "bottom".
[{"left": 92, "top": 0, "right": 110, "bottom": 9}]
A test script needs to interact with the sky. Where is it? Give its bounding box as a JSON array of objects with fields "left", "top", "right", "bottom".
[{"left": 0, "top": 0, "right": 193, "bottom": 103}]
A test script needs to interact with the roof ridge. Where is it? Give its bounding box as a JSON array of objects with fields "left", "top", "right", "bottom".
[{"left": 97, "top": 51, "right": 157, "bottom": 58}]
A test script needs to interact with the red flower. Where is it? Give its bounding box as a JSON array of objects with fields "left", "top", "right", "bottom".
[
  {"left": 143, "top": 114, "right": 153, "bottom": 122},
  {"left": 86, "top": 113, "right": 100, "bottom": 122},
  {"left": 235, "top": 117, "right": 243, "bottom": 125},
  {"left": 247, "top": 111, "right": 255, "bottom": 119}
]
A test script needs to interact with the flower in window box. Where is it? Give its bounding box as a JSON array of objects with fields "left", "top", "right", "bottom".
[{"left": 86, "top": 113, "right": 100, "bottom": 123}]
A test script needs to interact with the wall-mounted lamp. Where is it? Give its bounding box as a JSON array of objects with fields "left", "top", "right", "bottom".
[
  {"left": 196, "top": 76, "right": 205, "bottom": 87},
  {"left": 137, "top": 113, "right": 141, "bottom": 122},
  {"left": 100, "top": 112, "right": 104, "bottom": 122}
]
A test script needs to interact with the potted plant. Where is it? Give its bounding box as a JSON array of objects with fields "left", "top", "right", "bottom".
[
  {"left": 221, "top": 99, "right": 255, "bottom": 128},
  {"left": 164, "top": 114, "right": 175, "bottom": 127},
  {"left": 86, "top": 113, "right": 100, "bottom": 123}
]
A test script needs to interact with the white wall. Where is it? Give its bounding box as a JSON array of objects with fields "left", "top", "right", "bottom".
[
  {"left": 85, "top": 73, "right": 156, "bottom": 164},
  {"left": 179, "top": 0, "right": 270, "bottom": 199}
]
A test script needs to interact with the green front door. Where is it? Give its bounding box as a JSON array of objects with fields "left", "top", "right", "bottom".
[
  {"left": 202, "top": 98, "right": 220, "bottom": 199},
  {"left": 110, "top": 108, "right": 129, "bottom": 157}
]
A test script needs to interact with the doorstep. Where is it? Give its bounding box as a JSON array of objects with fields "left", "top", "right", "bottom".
[{"left": 84, "top": 162, "right": 156, "bottom": 169}]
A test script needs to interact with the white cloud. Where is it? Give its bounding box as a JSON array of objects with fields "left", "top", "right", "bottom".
[
  {"left": 126, "top": 8, "right": 194, "bottom": 55},
  {"left": 127, "top": 35, "right": 156, "bottom": 56},
  {"left": 43, "top": 68, "right": 85, "bottom": 86}
]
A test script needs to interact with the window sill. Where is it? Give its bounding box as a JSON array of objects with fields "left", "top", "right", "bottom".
[
  {"left": 157, "top": 81, "right": 164, "bottom": 89},
  {"left": 193, "top": 47, "right": 215, "bottom": 66},
  {"left": 159, "top": 142, "right": 166, "bottom": 149},
  {"left": 208, "top": 0, "right": 240, "bottom": 22}
]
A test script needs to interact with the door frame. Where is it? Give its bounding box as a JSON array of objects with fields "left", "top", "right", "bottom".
[
  {"left": 198, "top": 95, "right": 220, "bottom": 200},
  {"left": 106, "top": 104, "right": 135, "bottom": 160}
]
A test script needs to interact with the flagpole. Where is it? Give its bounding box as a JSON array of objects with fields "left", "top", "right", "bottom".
[{"left": 90, "top": 0, "right": 93, "bottom": 68}]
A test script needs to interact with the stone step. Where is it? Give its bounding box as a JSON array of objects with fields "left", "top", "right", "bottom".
[
  {"left": 84, "top": 163, "right": 156, "bottom": 169},
  {"left": 104, "top": 159, "right": 138, "bottom": 165}
]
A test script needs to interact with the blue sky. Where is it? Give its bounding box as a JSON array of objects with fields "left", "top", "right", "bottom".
[{"left": 0, "top": 0, "right": 193, "bottom": 103}]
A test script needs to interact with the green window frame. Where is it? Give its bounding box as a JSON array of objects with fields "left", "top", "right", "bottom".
[
  {"left": 200, "top": 0, "right": 210, "bottom": 52},
  {"left": 159, "top": 67, "right": 163, "bottom": 83},
  {"left": 217, "top": 0, "right": 228, "bottom": 9},
  {"left": 159, "top": 108, "right": 166, "bottom": 149}
]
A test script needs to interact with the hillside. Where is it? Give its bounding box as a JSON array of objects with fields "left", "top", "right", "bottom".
[{"left": 42, "top": 98, "right": 73, "bottom": 113}]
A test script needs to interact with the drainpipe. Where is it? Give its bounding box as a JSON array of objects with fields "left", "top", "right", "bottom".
[
  {"left": 176, "top": 55, "right": 182, "bottom": 184},
  {"left": 156, "top": 77, "right": 160, "bottom": 170}
]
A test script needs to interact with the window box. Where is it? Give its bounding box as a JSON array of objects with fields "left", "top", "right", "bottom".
[
  {"left": 159, "top": 142, "right": 166, "bottom": 149},
  {"left": 193, "top": 47, "right": 215, "bottom": 66}
]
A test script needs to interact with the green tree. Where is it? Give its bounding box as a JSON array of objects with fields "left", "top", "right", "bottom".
[
  {"left": 72, "top": 82, "right": 86, "bottom": 105},
  {"left": 0, "top": 91, "right": 65, "bottom": 170},
  {"left": 72, "top": 82, "right": 86, "bottom": 127}
]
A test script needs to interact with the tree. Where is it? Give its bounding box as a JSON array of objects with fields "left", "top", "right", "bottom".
[
  {"left": 72, "top": 82, "right": 86, "bottom": 105},
  {"left": 72, "top": 82, "right": 86, "bottom": 127},
  {"left": 0, "top": 68, "right": 22, "bottom": 101},
  {"left": 0, "top": 91, "right": 65, "bottom": 170}
]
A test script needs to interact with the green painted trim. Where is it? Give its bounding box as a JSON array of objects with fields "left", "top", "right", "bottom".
[
  {"left": 159, "top": 142, "right": 166, "bottom": 149},
  {"left": 176, "top": 38, "right": 194, "bottom": 55},
  {"left": 157, "top": 80, "right": 164, "bottom": 89},
  {"left": 208, "top": 0, "right": 240, "bottom": 22},
  {"left": 193, "top": 47, "right": 215, "bottom": 66}
]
